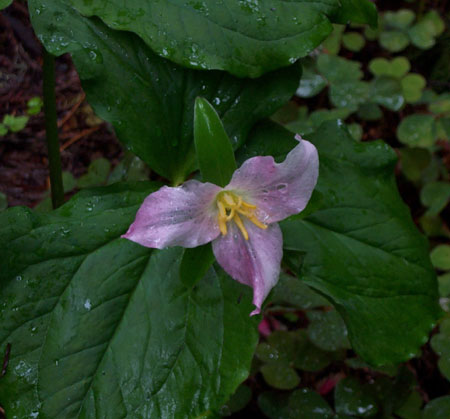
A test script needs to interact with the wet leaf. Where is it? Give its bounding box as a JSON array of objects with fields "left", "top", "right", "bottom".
[
  {"left": 270, "top": 273, "right": 329, "bottom": 310},
  {"left": 370, "top": 76, "right": 405, "bottom": 111},
  {"left": 258, "top": 389, "right": 333, "bottom": 419},
  {"left": 335, "top": 377, "right": 379, "bottom": 417},
  {"left": 67, "top": 0, "right": 341, "bottom": 77},
  {"left": 0, "top": 182, "right": 259, "bottom": 418},
  {"left": 30, "top": 0, "right": 300, "bottom": 182},
  {"left": 397, "top": 114, "right": 436, "bottom": 147},
  {"left": 307, "top": 310, "right": 350, "bottom": 351},
  {"left": 260, "top": 362, "right": 300, "bottom": 390},
  {"left": 243, "top": 120, "right": 441, "bottom": 365},
  {"left": 423, "top": 396, "right": 450, "bottom": 419}
]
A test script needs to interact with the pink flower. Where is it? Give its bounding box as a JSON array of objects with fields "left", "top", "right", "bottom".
[{"left": 122, "top": 135, "right": 319, "bottom": 315}]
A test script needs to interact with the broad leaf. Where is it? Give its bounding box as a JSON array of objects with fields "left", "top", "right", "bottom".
[
  {"left": 67, "top": 0, "right": 340, "bottom": 77},
  {"left": 0, "top": 183, "right": 259, "bottom": 418},
  {"left": 239, "top": 120, "right": 441, "bottom": 365},
  {"left": 29, "top": 0, "right": 300, "bottom": 182}
]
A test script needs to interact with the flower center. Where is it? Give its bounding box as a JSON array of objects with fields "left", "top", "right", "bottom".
[{"left": 216, "top": 191, "right": 267, "bottom": 240}]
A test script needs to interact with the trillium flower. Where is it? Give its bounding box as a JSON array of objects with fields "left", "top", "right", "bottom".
[{"left": 122, "top": 135, "right": 319, "bottom": 315}]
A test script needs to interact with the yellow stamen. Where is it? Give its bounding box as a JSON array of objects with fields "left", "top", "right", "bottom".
[
  {"left": 219, "top": 217, "right": 227, "bottom": 235},
  {"left": 242, "top": 201, "right": 257, "bottom": 209},
  {"left": 223, "top": 193, "right": 235, "bottom": 206},
  {"left": 215, "top": 191, "right": 267, "bottom": 240},
  {"left": 233, "top": 213, "right": 249, "bottom": 240},
  {"left": 217, "top": 201, "right": 226, "bottom": 218},
  {"left": 248, "top": 214, "right": 268, "bottom": 230}
]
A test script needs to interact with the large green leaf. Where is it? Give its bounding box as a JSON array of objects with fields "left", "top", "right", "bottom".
[
  {"left": 239, "top": 120, "right": 441, "bottom": 365},
  {"left": 0, "top": 183, "right": 259, "bottom": 418},
  {"left": 29, "top": 0, "right": 300, "bottom": 183},
  {"left": 65, "top": 0, "right": 341, "bottom": 77}
]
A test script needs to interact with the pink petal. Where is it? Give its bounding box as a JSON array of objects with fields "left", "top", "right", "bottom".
[
  {"left": 226, "top": 135, "right": 318, "bottom": 223},
  {"left": 212, "top": 220, "right": 283, "bottom": 315},
  {"left": 122, "top": 180, "right": 221, "bottom": 248}
]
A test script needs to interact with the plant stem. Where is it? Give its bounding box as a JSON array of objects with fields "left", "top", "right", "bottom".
[{"left": 43, "top": 48, "right": 64, "bottom": 209}]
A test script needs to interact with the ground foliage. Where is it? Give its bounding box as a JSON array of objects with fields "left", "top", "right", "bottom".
[{"left": 0, "top": 0, "right": 450, "bottom": 418}]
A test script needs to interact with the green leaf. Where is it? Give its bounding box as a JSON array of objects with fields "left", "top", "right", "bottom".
[
  {"left": 77, "top": 158, "right": 111, "bottom": 189},
  {"left": 431, "top": 318, "right": 450, "bottom": 381},
  {"left": 400, "top": 148, "right": 431, "bottom": 182},
  {"left": 394, "top": 390, "right": 422, "bottom": 419},
  {"left": 346, "top": 357, "right": 399, "bottom": 377},
  {"left": 67, "top": 0, "right": 340, "bottom": 78},
  {"left": 194, "top": 97, "right": 236, "bottom": 186},
  {"left": 259, "top": 389, "right": 333, "bottom": 419},
  {"left": 330, "top": 0, "right": 378, "bottom": 28},
  {"left": 2, "top": 114, "right": 29, "bottom": 133},
  {"left": 431, "top": 245, "right": 450, "bottom": 271},
  {"left": 397, "top": 114, "right": 436, "bottom": 148},
  {"left": 383, "top": 10, "right": 415, "bottom": 30},
  {"left": 0, "top": 123, "right": 7, "bottom": 136},
  {"left": 357, "top": 103, "right": 383, "bottom": 121},
  {"left": 180, "top": 244, "right": 215, "bottom": 288},
  {"left": 0, "top": 191, "right": 7, "bottom": 211},
  {"left": 330, "top": 81, "right": 370, "bottom": 110},
  {"left": 438, "top": 273, "right": 450, "bottom": 298},
  {"left": 368, "top": 57, "right": 411, "bottom": 79},
  {"left": 260, "top": 362, "right": 300, "bottom": 390},
  {"left": 317, "top": 54, "right": 363, "bottom": 82},
  {"left": 379, "top": 31, "right": 410, "bottom": 52},
  {"left": 370, "top": 76, "right": 405, "bottom": 111},
  {"left": 237, "top": 120, "right": 298, "bottom": 165},
  {"left": 342, "top": 32, "right": 366, "bottom": 52},
  {"left": 0, "top": 0, "right": 12, "bottom": 9},
  {"left": 108, "top": 152, "right": 150, "bottom": 184},
  {"left": 322, "top": 24, "right": 345, "bottom": 55},
  {"left": 27, "top": 97, "right": 44, "bottom": 115},
  {"left": 297, "top": 58, "right": 327, "bottom": 98},
  {"left": 270, "top": 273, "right": 329, "bottom": 310},
  {"left": 293, "top": 330, "right": 336, "bottom": 372},
  {"left": 409, "top": 10, "right": 445, "bottom": 50},
  {"left": 429, "top": 94, "right": 450, "bottom": 115},
  {"left": 30, "top": 0, "right": 300, "bottom": 183},
  {"left": 307, "top": 310, "right": 350, "bottom": 351},
  {"left": 423, "top": 396, "right": 450, "bottom": 419},
  {"left": 0, "top": 182, "right": 259, "bottom": 418},
  {"left": 335, "top": 377, "right": 379, "bottom": 417},
  {"left": 242, "top": 120, "right": 441, "bottom": 365},
  {"left": 219, "top": 384, "right": 252, "bottom": 416},
  {"left": 401, "top": 74, "right": 427, "bottom": 104},
  {"left": 420, "top": 182, "right": 450, "bottom": 216}
]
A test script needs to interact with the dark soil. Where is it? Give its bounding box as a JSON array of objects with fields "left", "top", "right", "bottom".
[{"left": 0, "top": 1, "right": 122, "bottom": 208}]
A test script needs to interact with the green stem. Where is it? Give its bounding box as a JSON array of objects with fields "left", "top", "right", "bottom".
[{"left": 43, "top": 48, "right": 64, "bottom": 209}]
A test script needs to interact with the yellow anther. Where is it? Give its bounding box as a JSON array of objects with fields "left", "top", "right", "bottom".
[
  {"left": 217, "top": 201, "right": 226, "bottom": 218},
  {"left": 216, "top": 191, "right": 266, "bottom": 240},
  {"left": 248, "top": 214, "right": 268, "bottom": 230},
  {"left": 233, "top": 213, "right": 249, "bottom": 240},
  {"left": 223, "top": 193, "right": 236, "bottom": 206},
  {"left": 219, "top": 217, "right": 228, "bottom": 235},
  {"left": 242, "top": 201, "right": 257, "bottom": 209}
]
